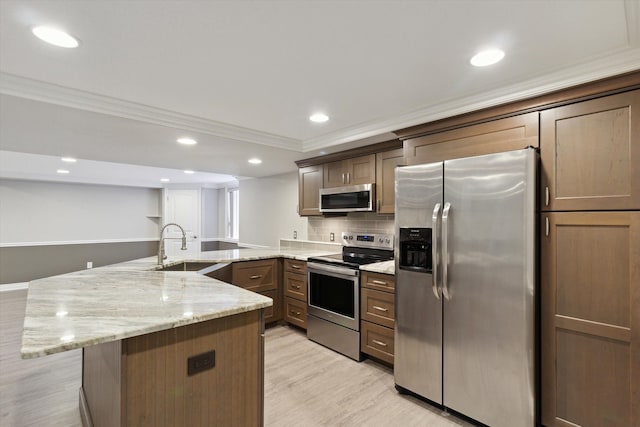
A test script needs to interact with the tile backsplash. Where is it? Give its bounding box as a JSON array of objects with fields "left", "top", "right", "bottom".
[{"left": 308, "top": 212, "right": 394, "bottom": 242}]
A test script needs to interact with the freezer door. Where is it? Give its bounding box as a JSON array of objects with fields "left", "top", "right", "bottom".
[
  {"left": 394, "top": 162, "right": 444, "bottom": 404},
  {"left": 442, "top": 148, "right": 536, "bottom": 427}
]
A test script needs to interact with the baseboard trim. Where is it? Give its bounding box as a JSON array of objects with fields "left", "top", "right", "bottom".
[
  {"left": 0, "top": 282, "right": 28, "bottom": 292},
  {"left": 0, "top": 238, "right": 158, "bottom": 248}
]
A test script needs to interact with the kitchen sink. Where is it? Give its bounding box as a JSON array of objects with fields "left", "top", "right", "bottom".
[
  {"left": 159, "top": 262, "right": 232, "bottom": 282},
  {"left": 159, "top": 262, "right": 216, "bottom": 272}
]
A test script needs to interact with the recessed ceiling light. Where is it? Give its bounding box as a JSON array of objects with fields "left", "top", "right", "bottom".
[
  {"left": 56, "top": 169, "right": 70, "bottom": 174},
  {"left": 309, "top": 113, "right": 329, "bottom": 123},
  {"left": 470, "top": 49, "right": 505, "bottom": 67},
  {"left": 184, "top": 170, "right": 195, "bottom": 174},
  {"left": 319, "top": 151, "right": 327, "bottom": 155},
  {"left": 32, "top": 26, "right": 79, "bottom": 48},
  {"left": 177, "top": 137, "right": 197, "bottom": 145},
  {"left": 160, "top": 178, "right": 170, "bottom": 182},
  {"left": 61, "top": 157, "right": 77, "bottom": 163},
  {"left": 248, "top": 158, "right": 262, "bottom": 165}
]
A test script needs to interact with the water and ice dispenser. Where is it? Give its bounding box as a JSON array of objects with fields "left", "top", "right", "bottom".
[{"left": 398, "top": 227, "right": 432, "bottom": 272}]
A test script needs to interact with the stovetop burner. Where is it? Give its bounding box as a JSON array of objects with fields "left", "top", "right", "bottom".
[{"left": 307, "top": 232, "right": 394, "bottom": 269}]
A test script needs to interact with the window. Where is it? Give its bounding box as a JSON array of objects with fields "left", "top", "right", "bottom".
[{"left": 226, "top": 188, "right": 239, "bottom": 239}]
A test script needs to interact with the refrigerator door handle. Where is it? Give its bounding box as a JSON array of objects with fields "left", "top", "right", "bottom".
[
  {"left": 431, "top": 203, "right": 442, "bottom": 300},
  {"left": 442, "top": 202, "right": 451, "bottom": 301}
]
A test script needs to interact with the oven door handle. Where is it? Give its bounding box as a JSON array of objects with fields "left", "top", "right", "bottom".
[{"left": 307, "top": 262, "right": 359, "bottom": 278}]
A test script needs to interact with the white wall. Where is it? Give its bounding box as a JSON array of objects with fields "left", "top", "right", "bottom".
[
  {"left": 0, "top": 179, "right": 161, "bottom": 244},
  {"left": 239, "top": 171, "right": 307, "bottom": 247},
  {"left": 201, "top": 188, "right": 219, "bottom": 240}
]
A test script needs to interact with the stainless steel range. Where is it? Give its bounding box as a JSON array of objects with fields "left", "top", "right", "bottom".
[{"left": 307, "top": 231, "right": 394, "bottom": 361}]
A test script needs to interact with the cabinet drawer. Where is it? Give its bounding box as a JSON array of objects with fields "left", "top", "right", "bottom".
[
  {"left": 361, "top": 320, "right": 394, "bottom": 365},
  {"left": 232, "top": 259, "right": 277, "bottom": 292},
  {"left": 284, "top": 297, "right": 307, "bottom": 330},
  {"left": 261, "top": 289, "right": 281, "bottom": 324},
  {"left": 284, "top": 259, "right": 307, "bottom": 275},
  {"left": 361, "top": 288, "right": 394, "bottom": 329},
  {"left": 284, "top": 271, "right": 307, "bottom": 302},
  {"left": 361, "top": 271, "right": 395, "bottom": 293}
]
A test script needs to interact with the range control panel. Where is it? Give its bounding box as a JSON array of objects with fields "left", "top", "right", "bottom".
[{"left": 341, "top": 231, "right": 394, "bottom": 250}]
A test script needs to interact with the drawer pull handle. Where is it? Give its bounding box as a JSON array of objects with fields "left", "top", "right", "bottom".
[
  {"left": 371, "top": 280, "right": 387, "bottom": 285},
  {"left": 291, "top": 264, "right": 301, "bottom": 269},
  {"left": 293, "top": 285, "right": 301, "bottom": 289},
  {"left": 250, "top": 275, "right": 262, "bottom": 280},
  {"left": 373, "top": 306, "right": 388, "bottom": 312},
  {"left": 372, "top": 339, "right": 387, "bottom": 347},
  {"left": 290, "top": 310, "right": 301, "bottom": 316}
]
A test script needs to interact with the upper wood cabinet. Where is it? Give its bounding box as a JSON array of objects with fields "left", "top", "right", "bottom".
[
  {"left": 323, "top": 154, "right": 375, "bottom": 188},
  {"left": 375, "top": 149, "right": 404, "bottom": 214},
  {"left": 298, "top": 165, "right": 323, "bottom": 216},
  {"left": 541, "top": 211, "right": 639, "bottom": 427},
  {"left": 403, "top": 112, "right": 539, "bottom": 165},
  {"left": 540, "top": 89, "right": 640, "bottom": 211}
]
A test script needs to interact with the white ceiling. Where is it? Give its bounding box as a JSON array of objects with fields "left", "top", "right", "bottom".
[{"left": 1, "top": 0, "right": 639, "bottom": 187}]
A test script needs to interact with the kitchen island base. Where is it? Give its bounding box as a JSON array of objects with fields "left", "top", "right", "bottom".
[{"left": 79, "top": 309, "right": 264, "bottom": 427}]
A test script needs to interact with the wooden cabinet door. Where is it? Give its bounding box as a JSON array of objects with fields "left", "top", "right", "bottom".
[
  {"left": 404, "top": 112, "right": 538, "bottom": 165},
  {"left": 376, "top": 149, "right": 404, "bottom": 213},
  {"left": 298, "top": 165, "right": 323, "bottom": 216},
  {"left": 323, "top": 154, "right": 376, "bottom": 188},
  {"left": 541, "top": 211, "right": 639, "bottom": 427},
  {"left": 232, "top": 259, "right": 277, "bottom": 292},
  {"left": 284, "top": 296, "right": 308, "bottom": 329},
  {"left": 541, "top": 90, "right": 640, "bottom": 211},
  {"left": 348, "top": 154, "right": 376, "bottom": 185},
  {"left": 323, "top": 160, "right": 346, "bottom": 188}
]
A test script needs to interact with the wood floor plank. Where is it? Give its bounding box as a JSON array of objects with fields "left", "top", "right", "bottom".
[{"left": 2, "top": 289, "right": 472, "bottom": 426}]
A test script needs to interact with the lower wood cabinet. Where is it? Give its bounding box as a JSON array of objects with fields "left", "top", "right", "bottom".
[
  {"left": 261, "top": 289, "right": 281, "bottom": 324},
  {"left": 360, "top": 271, "right": 395, "bottom": 365},
  {"left": 361, "top": 320, "right": 394, "bottom": 365},
  {"left": 541, "top": 211, "right": 639, "bottom": 427},
  {"left": 361, "top": 288, "right": 394, "bottom": 329},
  {"left": 81, "top": 310, "right": 263, "bottom": 426},
  {"left": 232, "top": 258, "right": 282, "bottom": 323},
  {"left": 283, "top": 259, "right": 308, "bottom": 330},
  {"left": 284, "top": 296, "right": 307, "bottom": 329}
]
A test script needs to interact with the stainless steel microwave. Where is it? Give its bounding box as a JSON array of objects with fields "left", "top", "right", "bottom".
[{"left": 319, "top": 183, "right": 375, "bottom": 213}]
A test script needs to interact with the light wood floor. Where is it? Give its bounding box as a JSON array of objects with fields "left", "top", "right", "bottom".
[{"left": 1, "top": 289, "right": 472, "bottom": 426}]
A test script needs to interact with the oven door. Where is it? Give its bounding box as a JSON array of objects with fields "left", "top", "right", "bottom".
[{"left": 307, "top": 262, "right": 360, "bottom": 331}]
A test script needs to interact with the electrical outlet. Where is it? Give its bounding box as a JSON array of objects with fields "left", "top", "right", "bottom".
[
  {"left": 293, "top": 230, "right": 297, "bottom": 239},
  {"left": 330, "top": 232, "right": 335, "bottom": 241},
  {"left": 86, "top": 261, "right": 93, "bottom": 269}
]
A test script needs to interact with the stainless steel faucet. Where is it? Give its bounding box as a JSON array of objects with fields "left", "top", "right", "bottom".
[{"left": 158, "top": 223, "right": 188, "bottom": 265}]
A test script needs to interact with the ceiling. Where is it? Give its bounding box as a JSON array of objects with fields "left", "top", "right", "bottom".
[{"left": 1, "top": 0, "right": 639, "bottom": 187}]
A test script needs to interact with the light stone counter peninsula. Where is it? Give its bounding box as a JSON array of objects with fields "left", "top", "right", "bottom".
[{"left": 20, "top": 247, "right": 339, "bottom": 427}]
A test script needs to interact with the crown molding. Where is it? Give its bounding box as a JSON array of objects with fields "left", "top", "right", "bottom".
[
  {"left": 0, "top": 72, "right": 301, "bottom": 151},
  {"left": 301, "top": 47, "right": 640, "bottom": 152}
]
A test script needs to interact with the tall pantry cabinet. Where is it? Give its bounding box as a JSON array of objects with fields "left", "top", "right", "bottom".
[{"left": 540, "top": 90, "right": 640, "bottom": 427}]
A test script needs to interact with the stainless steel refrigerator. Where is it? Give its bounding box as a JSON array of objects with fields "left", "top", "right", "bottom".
[{"left": 394, "top": 148, "right": 536, "bottom": 427}]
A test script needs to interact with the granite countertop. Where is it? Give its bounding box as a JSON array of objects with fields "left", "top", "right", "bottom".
[
  {"left": 20, "top": 247, "right": 340, "bottom": 359},
  {"left": 359, "top": 260, "right": 395, "bottom": 275}
]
